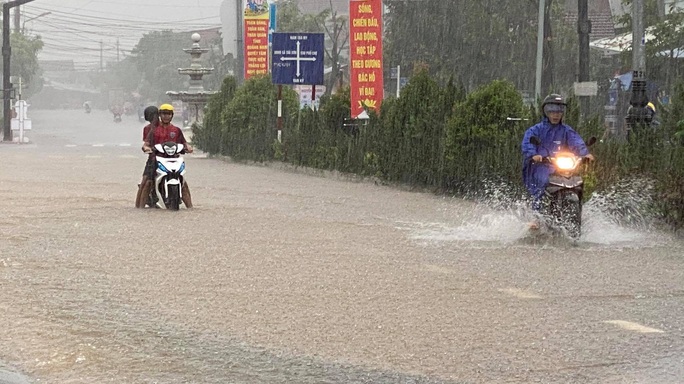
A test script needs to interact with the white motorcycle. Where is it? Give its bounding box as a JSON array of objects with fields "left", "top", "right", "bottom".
[{"left": 153, "top": 141, "right": 187, "bottom": 210}]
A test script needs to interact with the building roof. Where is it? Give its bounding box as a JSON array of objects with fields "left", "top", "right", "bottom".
[{"left": 565, "top": 0, "right": 616, "bottom": 40}]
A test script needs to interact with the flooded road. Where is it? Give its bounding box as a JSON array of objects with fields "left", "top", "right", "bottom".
[{"left": 1, "top": 109, "right": 683, "bottom": 383}]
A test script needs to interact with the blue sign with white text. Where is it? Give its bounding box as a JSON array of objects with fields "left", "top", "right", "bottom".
[{"left": 271, "top": 33, "right": 324, "bottom": 85}]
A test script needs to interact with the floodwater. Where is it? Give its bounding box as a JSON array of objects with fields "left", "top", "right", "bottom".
[{"left": 1, "top": 109, "right": 683, "bottom": 383}]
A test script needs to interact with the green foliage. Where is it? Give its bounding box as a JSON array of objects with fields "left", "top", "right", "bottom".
[
  {"left": 193, "top": 76, "right": 239, "bottom": 154},
  {"left": 204, "top": 75, "right": 298, "bottom": 162},
  {"left": 101, "top": 30, "right": 225, "bottom": 102},
  {"left": 201, "top": 71, "right": 684, "bottom": 230},
  {"left": 276, "top": 0, "right": 326, "bottom": 33},
  {"left": 444, "top": 80, "right": 528, "bottom": 191},
  {"left": 5, "top": 33, "right": 43, "bottom": 97},
  {"left": 129, "top": 30, "right": 192, "bottom": 101},
  {"left": 376, "top": 68, "right": 454, "bottom": 185}
]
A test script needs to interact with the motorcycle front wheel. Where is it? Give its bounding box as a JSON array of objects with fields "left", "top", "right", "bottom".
[
  {"left": 166, "top": 184, "right": 180, "bottom": 211},
  {"left": 559, "top": 191, "right": 582, "bottom": 239}
]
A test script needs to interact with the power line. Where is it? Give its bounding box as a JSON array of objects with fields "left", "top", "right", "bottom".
[{"left": 25, "top": 5, "right": 220, "bottom": 25}]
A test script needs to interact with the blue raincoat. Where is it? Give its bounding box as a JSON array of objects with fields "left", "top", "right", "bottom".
[{"left": 521, "top": 117, "right": 589, "bottom": 208}]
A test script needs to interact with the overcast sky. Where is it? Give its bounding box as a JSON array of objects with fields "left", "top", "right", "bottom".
[{"left": 20, "top": 0, "right": 224, "bottom": 70}]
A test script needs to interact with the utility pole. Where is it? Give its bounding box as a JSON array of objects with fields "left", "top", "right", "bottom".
[
  {"left": 116, "top": 38, "right": 120, "bottom": 62},
  {"left": 3, "top": 0, "right": 35, "bottom": 142},
  {"left": 627, "top": 0, "right": 650, "bottom": 136},
  {"left": 577, "top": 0, "right": 591, "bottom": 118},
  {"left": 534, "top": 0, "right": 545, "bottom": 101},
  {"left": 100, "top": 40, "right": 103, "bottom": 72},
  {"left": 235, "top": 0, "right": 243, "bottom": 84},
  {"left": 632, "top": 0, "right": 645, "bottom": 73}
]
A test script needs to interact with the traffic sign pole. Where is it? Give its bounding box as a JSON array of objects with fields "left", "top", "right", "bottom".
[{"left": 277, "top": 85, "right": 283, "bottom": 143}]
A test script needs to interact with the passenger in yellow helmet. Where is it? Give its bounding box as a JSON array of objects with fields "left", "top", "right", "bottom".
[{"left": 139, "top": 103, "right": 194, "bottom": 208}]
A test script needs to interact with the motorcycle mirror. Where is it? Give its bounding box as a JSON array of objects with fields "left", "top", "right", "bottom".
[
  {"left": 529, "top": 136, "right": 541, "bottom": 146},
  {"left": 586, "top": 136, "right": 597, "bottom": 146}
]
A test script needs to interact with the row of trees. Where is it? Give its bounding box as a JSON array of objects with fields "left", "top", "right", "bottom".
[{"left": 193, "top": 70, "right": 684, "bottom": 230}]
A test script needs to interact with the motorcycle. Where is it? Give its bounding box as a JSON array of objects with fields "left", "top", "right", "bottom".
[
  {"left": 151, "top": 141, "right": 187, "bottom": 210},
  {"left": 84, "top": 104, "right": 91, "bottom": 114},
  {"left": 529, "top": 136, "right": 596, "bottom": 239},
  {"left": 113, "top": 113, "right": 122, "bottom": 123}
]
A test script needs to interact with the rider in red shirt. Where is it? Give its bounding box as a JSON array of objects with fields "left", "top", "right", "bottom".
[{"left": 140, "top": 104, "right": 194, "bottom": 208}]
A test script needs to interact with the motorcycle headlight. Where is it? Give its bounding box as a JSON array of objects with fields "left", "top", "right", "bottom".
[
  {"left": 554, "top": 156, "right": 576, "bottom": 170},
  {"left": 163, "top": 144, "right": 177, "bottom": 156}
]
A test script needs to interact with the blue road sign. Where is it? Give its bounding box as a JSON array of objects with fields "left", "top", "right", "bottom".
[{"left": 271, "top": 33, "right": 324, "bottom": 85}]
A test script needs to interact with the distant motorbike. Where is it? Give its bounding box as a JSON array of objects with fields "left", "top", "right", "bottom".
[
  {"left": 84, "top": 104, "right": 91, "bottom": 114},
  {"left": 151, "top": 141, "right": 188, "bottom": 210},
  {"left": 529, "top": 136, "right": 596, "bottom": 239},
  {"left": 113, "top": 113, "right": 122, "bottom": 123}
]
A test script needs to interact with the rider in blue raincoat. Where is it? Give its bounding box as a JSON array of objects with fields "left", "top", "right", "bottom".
[{"left": 521, "top": 94, "right": 594, "bottom": 212}]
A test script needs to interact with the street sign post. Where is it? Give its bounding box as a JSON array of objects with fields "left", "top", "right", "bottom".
[
  {"left": 271, "top": 32, "right": 325, "bottom": 143},
  {"left": 271, "top": 33, "right": 324, "bottom": 85}
]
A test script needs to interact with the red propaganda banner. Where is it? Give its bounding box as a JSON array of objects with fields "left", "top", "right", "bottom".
[
  {"left": 243, "top": 0, "right": 270, "bottom": 79},
  {"left": 349, "top": 0, "right": 383, "bottom": 119}
]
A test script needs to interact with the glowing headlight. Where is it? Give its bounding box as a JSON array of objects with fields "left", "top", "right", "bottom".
[
  {"left": 163, "top": 145, "right": 177, "bottom": 156},
  {"left": 554, "top": 156, "right": 576, "bottom": 170}
]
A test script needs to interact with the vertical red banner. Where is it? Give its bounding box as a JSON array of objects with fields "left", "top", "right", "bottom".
[
  {"left": 349, "top": 0, "right": 383, "bottom": 119},
  {"left": 244, "top": 0, "right": 270, "bottom": 79}
]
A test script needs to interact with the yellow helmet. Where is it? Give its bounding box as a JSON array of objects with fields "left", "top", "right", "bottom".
[
  {"left": 647, "top": 102, "right": 655, "bottom": 112},
  {"left": 159, "top": 103, "right": 174, "bottom": 113}
]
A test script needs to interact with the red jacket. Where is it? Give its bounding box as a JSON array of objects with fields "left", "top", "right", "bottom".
[{"left": 147, "top": 123, "right": 187, "bottom": 146}]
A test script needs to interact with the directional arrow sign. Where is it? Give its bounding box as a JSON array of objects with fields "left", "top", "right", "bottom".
[{"left": 271, "top": 33, "right": 324, "bottom": 85}]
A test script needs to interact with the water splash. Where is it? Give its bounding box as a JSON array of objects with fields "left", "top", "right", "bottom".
[
  {"left": 410, "top": 210, "right": 530, "bottom": 245},
  {"left": 581, "top": 177, "right": 672, "bottom": 246},
  {"left": 408, "top": 177, "right": 676, "bottom": 248}
]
